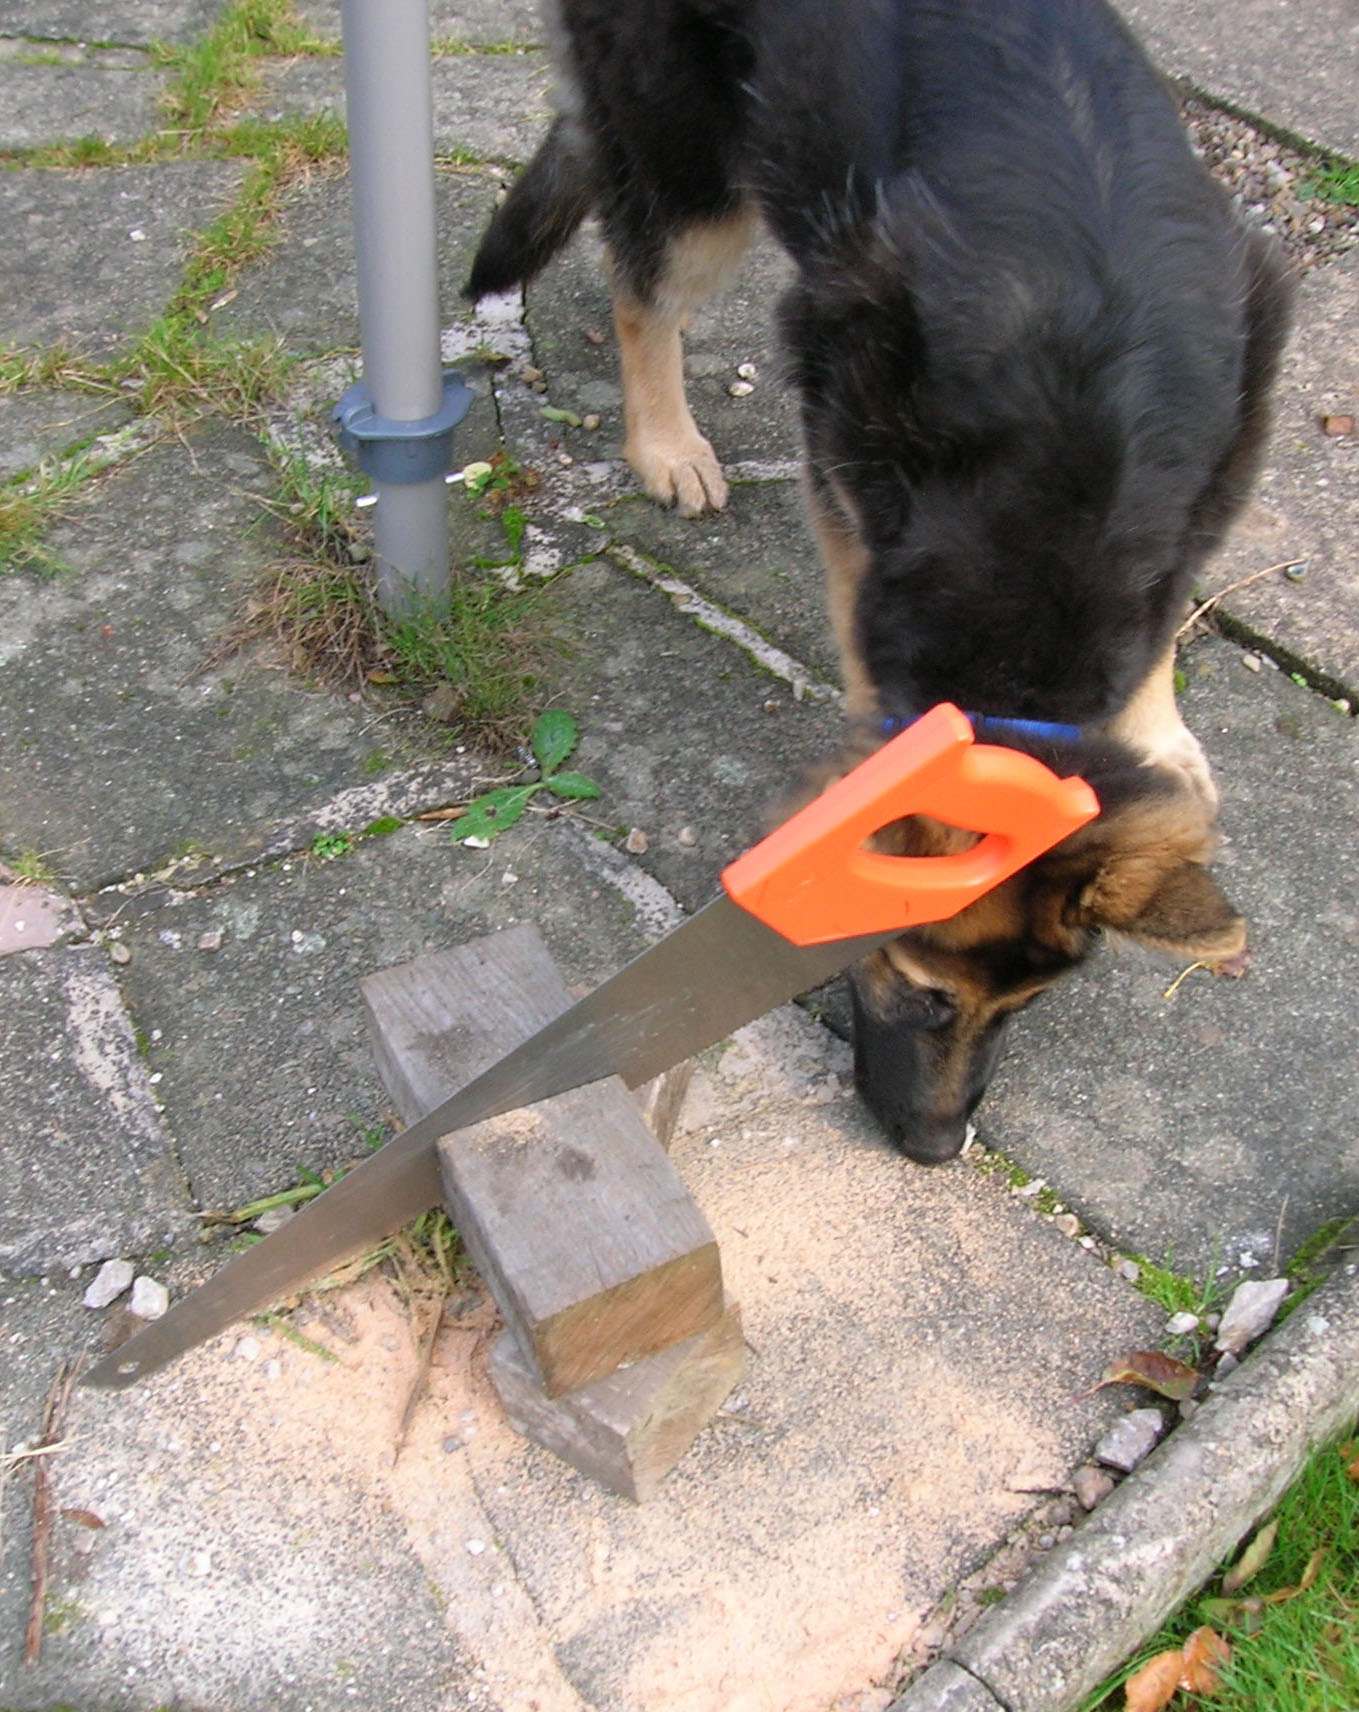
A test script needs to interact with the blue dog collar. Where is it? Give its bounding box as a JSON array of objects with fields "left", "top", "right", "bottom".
[{"left": 880, "top": 711, "right": 1083, "bottom": 744}]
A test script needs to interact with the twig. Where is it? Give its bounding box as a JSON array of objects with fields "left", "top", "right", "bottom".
[
  {"left": 1272, "top": 1195, "right": 1290, "bottom": 1277},
  {"left": 392, "top": 1298, "right": 446, "bottom": 1467},
  {"left": 1162, "top": 960, "right": 1209, "bottom": 1000},
  {"left": 25, "top": 1357, "right": 83, "bottom": 1666},
  {"left": 1176, "top": 559, "right": 1304, "bottom": 639}
]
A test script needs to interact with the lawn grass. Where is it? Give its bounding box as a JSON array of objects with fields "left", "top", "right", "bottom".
[{"left": 1084, "top": 1428, "right": 1359, "bottom": 1711}]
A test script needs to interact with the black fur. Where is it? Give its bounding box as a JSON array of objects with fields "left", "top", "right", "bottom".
[{"left": 467, "top": 0, "right": 1293, "bottom": 1160}]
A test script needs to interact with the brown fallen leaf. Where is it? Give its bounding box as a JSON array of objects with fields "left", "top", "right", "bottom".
[
  {"left": 1209, "top": 946, "right": 1252, "bottom": 980},
  {"left": 58, "top": 1508, "right": 105, "bottom": 1530},
  {"left": 1222, "top": 1517, "right": 1278, "bottom": 1595},
  {"left": 1339, "top": 1439, "right": 1359, "bottom": 1482},
  {"left": 1125, "top": 1648, "right": 1186, "bottom": 1712},
  {"left": 1092, "top": 1350, "right": 1200, "bottom": 1402},
  {"left": 1179, "top": 1626, "right": 1230, "bottom": 1694}
]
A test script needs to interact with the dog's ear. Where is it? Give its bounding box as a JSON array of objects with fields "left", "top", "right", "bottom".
[{"left": 1076, "top": 847, "right": 1245, "bottom": 959}]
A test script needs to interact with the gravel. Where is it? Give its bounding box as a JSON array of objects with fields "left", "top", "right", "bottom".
[{"left": 1181, "top": 96, "right": 1359, "bottom": 270}]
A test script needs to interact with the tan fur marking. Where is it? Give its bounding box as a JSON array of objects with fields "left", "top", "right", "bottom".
[
  {"left": 804, "top": 474, "right": 878, "bottom": 718},
  {"left": 1108, "top": 642, "right": 1218, "bottom": 807},
  {"left": 607, "top": 210, "right": 756, "bottom": 517}
]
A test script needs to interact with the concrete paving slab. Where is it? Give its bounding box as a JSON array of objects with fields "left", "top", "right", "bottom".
[
  {"left": 0, "top": 424, "right": 422, "bottom": 892},
  {"left": 81, "top": 814, "right": 671, "bottom": 1210},
  {"left": 1, "top": 1052, "right": 1159, "bottom": 1712},
  {"left": 980, "top": 635, "right": 1358, "bottom": 1273},
  {"left": 542, "top": 554, "right": 844, "bottom": 912},
  {"left": 0, "top": 58, "right": 162, "bottom": 150},
  {"left": 257, "top": 49, "right": 554, "bottom": 166},
  {"left": 0, "top": 162, "right": 244, "bottom": 358},
  {"left": 610, "top": 481, "right": 844, "bottom": 688},
  {"left": 0, "top": 388, "right": 133, "bottom": 483},
  {"left": 208, "top": 167, "right": 503, "bottom": 357},
  {"left": 0, "top": 944, "right": 189, "bottom": 1275},
  {"left": 524, "top": 219, "right": 803, "bottom": 471},
  {"left": 1205, "top": 246, "right": 1359, "bottom": 697},
  {"left": 1118, "top": 0, "right": 1359, "bottom": 157},
  {"left": 0, "top": 1276, "right": 482, "bottom": 1712},
  {"left": 293, "top": 0, "right": 542, "bottom": 47},
  {"left": 0, "top": 1, "right": 229, "bottom": 49}
]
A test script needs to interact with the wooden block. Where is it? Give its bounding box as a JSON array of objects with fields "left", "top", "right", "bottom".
[
  {"left": 361, "top": 925, "right": 723, "bottom": 1396},
  {"left": 633, "top": 1058, "right": 694, "bottom": 1151},
  {"left": 490, "top": 1300, "right": 745, "bottom": 1502}
]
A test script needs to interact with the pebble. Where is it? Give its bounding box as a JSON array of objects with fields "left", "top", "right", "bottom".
[
  {"left": 1166, "top": 1311, "right": 1200, "bottom": 1336},
  {"left": 736, "top": 362, "right": 758, "bottom": 381},
  {"left": 466, "top": 1538, "right": 487, "bottom": 1556},
  {"left": 196, "top": 929, "right": 224, "bottom": 952},
  {"left": 254, "top": 1205, "right": 294, "bottom": 1235},
  {"left": 581, "top": 413, "right": 601, "bottom": 431},
  {"left": 676, "top": 825, "right": 697, "bottom": 846},
  {"left": 1073, "top": 1464, "right": 1116, "bottom": 1510},
  {"left": 1112, "top": 1257, "right": 1141, "bottom": 1283},
  {"left": 1215, "top": 1277, "right": 1289, "bottom": 1354},
  {"left": 624, "top": 827, "right": 649, "bottom": 854},
  {"left": 727, "top": 379, "right": 755, "bottom": 397},
  {"left": 83, "top": 1258, "right": 134, "bottom": 1309},
  {"left": 234, "top": 1335, "right": 261, "bottom": 1362},
  {"left": 129, "top": 1276, "right": 169, "bottom": 1320},
  {"left": 1094, "top": 1407, "right": 1164, "bottom": 1473},
  {"left": 1052, "top": 1213, "right": 1081, "bottom": 1237},
  {"left": 109, "top": 940, "right": 132, "bottom": 965},
  {"left": 1242, "top": 653, "right": 1263, "bottom": 673}
]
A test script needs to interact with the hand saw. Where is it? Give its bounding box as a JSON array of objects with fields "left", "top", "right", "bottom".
[{"left": 83, "top": 704, "right": 1097, "bottom": 1390}]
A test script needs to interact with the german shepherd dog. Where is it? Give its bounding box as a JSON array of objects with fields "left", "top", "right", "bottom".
[{"left": 466, "top": 0, "right": 1293, "bottom": 1163}]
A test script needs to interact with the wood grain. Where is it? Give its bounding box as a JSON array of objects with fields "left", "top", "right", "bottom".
[
  {"left": 489, "top": 1302, "right": 744, "bottom": 1501},
  {"left": 362, "top": 925, "right": 723, "bottom": 1395}
]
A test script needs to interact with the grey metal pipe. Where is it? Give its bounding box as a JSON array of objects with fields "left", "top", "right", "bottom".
[{"left": 340, "top": 0, "right": 449, "bottom": 616}]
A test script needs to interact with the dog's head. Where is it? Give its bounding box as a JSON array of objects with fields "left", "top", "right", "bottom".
[{"left": 836, "top": 749, "right": 1243, "bottom": 1163}]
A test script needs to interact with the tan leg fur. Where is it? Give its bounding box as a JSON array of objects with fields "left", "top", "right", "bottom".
[
  {"left": 1107, "top": 642, "right": 1218, "bottom": 806},
  {"left": 609, "top": 208, "right": 756, "bottom": 517},
  {"left": 804, "top": 473, "right": 879, "bottom": 719}
]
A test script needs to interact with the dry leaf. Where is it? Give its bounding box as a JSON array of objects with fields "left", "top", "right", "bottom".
[
  {"left": 1339, "top": 1440, "right": 1359, "bottom": 1482},
  {"left": 1209, "top": 946, "right": 1252, "bottom": 979},
  {"left": 58, "top": 1508, "right": 105, "bottom": 1530},
  {"left": 1222, "top": 1517, "right": 1278, "bottom": 1595},
  {"left": 1095, "top": 1350, "right": 1200, "bottom": 1402},
  {"left": 1125, "top": 1648, "right": 1186, "bottom": 1712},
  {"left": 1179, "top": 1626, "right": 1230, "bottom": 1694}
]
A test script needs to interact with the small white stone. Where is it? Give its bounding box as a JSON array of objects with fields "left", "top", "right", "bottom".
[
  {"left": 234, "top": 1335, "right": 261, "bottom": 1362},
  {"left": 109, "top": 941, "right": 132, "bottom": 965},
  {"left": 466, "top": 1538, "right": 487, "bottom": 1556},
  {"left": 1166, "top": 1311, "right": 1200, "bottom": 1336},
  {"left": 1242, "top": 653, "right": 1262, "bottom": 673},
  {"left": 1216, "top": 1277, "right": 1289, "bottom": 1354},
  {"left": 727, "top": 379, "right": 755, "bottom": 397},
  {"left": 129, "top": 1276, "right": 169, "bottom": 1320},
  {"left": 253, "top": 1205, "right": 294, "bottom": 1235},
  {"left": 736, "top": 362, "right": 758, "bottom": 381},
  {"left": 83, "top": 1259, "right": 134, "bottom": 1309}
]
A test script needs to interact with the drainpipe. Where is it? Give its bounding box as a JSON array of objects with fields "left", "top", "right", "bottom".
[{"left": 333, "top": 0, "right": 471, "bottom": 618}]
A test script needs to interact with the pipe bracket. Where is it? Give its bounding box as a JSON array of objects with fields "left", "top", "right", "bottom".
[{"left": 332, "top": 370, "right": 474, "bottom": 484}]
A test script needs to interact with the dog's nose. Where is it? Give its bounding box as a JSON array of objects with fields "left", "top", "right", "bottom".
[{"left": 889, "top": 1112, "right": 970, "bottom": 1165}]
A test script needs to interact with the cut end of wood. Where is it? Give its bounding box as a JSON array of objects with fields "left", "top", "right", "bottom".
[{"left": 490, "top": 1302, "right": 746, "bottom": 1501}]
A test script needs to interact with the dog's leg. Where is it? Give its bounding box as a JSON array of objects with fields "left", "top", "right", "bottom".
[
  {"left": 1109, "top": 642, "right": 1218, "bottom": 806},
  {"left": 804, "top": 473, "right": 879, "bottom": 720},
  {"left": 610, "top": 209, "right": 754, "bottom": 517}
]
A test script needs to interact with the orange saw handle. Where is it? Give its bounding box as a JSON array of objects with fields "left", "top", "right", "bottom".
[{"left": 721, "top": 703, "right": 1098, "bottom": 946}]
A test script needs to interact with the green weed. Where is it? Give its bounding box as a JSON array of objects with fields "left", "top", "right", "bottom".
[
  {"left": 453, "top": 708, "right": 600, "bottom": 844},
  {"left": 1306, "top": 161, "right": 1359, "bottom": 205},
  {"left": 154, "top": 0, "right": 321, "bottom": 131}
]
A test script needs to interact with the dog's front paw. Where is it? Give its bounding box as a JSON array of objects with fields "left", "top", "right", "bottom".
[{"left": 625, "top": 432, "right": 728, "bottom": 516}]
